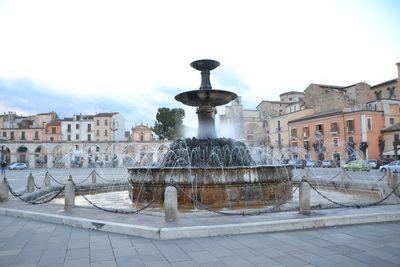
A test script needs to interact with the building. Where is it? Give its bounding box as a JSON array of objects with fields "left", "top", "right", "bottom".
[
  {"left": 131, "top": 124, "right": 153, "bottom": 142},
  {"left": 381, "top": 123, "right": 400, "bottom": 159},
  {"left": 220, "top": 97, "right": 265, "bottom": 146},
  {"left": 288, "top": 108, "right": 384, "bottom": 164},
  {"left": 93, "top": 112, "right": 125, "bottom": 142}
]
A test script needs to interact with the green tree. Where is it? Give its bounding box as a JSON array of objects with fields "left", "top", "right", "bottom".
[{"left": 153, "top": 108, "right": 185, "bottom": 140}]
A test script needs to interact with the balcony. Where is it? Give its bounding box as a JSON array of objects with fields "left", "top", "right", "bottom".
[
  {"left": 346, "top": 127, "right": 354, "bottom": 133},
  {"left": 330, "top": 130, "right": 339, "bottom": 135}
]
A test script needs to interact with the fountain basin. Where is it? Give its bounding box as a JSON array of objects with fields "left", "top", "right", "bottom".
[
  {"left": 128, "top": 165, "right": 293, "bottom": 209},
  {"left": 175, "top": 89, "right": 237, "bottom": 107}
]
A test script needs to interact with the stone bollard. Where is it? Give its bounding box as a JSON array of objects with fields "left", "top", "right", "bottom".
[
  {"left": 26, "top": 173, "right": 35, "bottom": 193},
  {"left": 164, "top": 186, "right": 178, "bottom": 222},
  {"left": 299, "top": 180, "right": 311, "bottom": 215},
  {"left": 340, "top": 167, "right": 347, "bottom": 181},
  {"left": 64, "top": 175, "right": 75, "bottom": 210},
  {"left": 91, "top": 170, "right": 96, "bottom": 184},
  {"left": 387, "top": 171, "right": 398, "bottom": 193},
  {"left": 43, "top": 171, "right": 51, "bottom": 187},
  {"left": 305, "top": 167, "right": 313, "bottom": 181},
  {"left": 0, "top": 178, "right": 9, "bottom": 202}
]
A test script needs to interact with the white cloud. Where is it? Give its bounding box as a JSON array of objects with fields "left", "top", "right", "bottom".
[{"left": 0, "top": 0, "right": 399, "bottom": 129}]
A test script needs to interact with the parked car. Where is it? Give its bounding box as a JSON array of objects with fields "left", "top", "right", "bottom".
[
  {"left": 366, "top": 159, "right": 378, "bottom": 169},
  {"left": 288, "top": 160, "right": 305, "bottom": 169},
  {"left": 379, "top": 160, "right": 400, "bottom": 173},
  {"left": 8, "top": 162, "right": 28, "bottom": 170},
  {"left": 315, "top": 160, "right": 323, "bottom": 167},
  {"left": 322, "top": 160, "right": 336, "bottom": 168},
  {"left": 343, "top": 160, "right": 371, "bottom": 172},
  {"left": 305, "top": 160, "right": 316, "bottom": 167}
]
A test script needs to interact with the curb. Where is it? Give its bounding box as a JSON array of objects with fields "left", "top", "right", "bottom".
[{"left": 1, "top": 207, "right": 399, "bottom": 240}]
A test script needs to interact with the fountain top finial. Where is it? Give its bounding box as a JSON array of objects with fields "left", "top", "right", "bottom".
[
  {"left": 190, "top": 59, "right": 220, "bottom": 90},
  {"left": 190, "top": 59, "right": 220, "bottom": 71}
]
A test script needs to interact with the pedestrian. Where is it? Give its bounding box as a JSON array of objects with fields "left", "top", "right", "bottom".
[{"left": 1, "top": 161, "right": 6, "bottom": 176}]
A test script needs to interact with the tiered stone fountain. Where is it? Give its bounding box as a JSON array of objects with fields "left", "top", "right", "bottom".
[{"left": 128, "top": 60, "right": 292, "bottom": 209}]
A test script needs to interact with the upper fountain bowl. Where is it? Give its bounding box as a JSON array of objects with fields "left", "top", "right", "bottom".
[{"left": 190, "top": 59, "right": 220, "bottom": 71}]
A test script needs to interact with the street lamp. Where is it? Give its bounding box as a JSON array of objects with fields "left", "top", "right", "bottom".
[{"left": 110, "top": 119, "right": 118, "bottom": 167}]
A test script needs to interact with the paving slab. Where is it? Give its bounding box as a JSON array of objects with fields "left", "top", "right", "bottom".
[{"left": 0, "top": 196, "right": 399, "bottom": 240}]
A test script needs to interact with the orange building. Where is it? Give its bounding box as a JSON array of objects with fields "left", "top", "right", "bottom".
[
  {"left": 45, "top": 120, "right": 62, "bottom": 142},
  {"left": 288, "top": 108, "right": 384, "bottom": 164}
]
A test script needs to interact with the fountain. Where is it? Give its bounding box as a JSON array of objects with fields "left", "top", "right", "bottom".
[{"left": 128, "top": 59, "right": 292, "bottom": 209}]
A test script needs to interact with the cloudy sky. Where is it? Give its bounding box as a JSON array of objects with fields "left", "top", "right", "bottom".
[{"left": 0, "top": 0, "right": 399, "bottom": 132}]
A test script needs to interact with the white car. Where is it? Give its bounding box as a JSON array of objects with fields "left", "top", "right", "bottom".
[
  {"left": 8, "top": 162, "right": 28, "bottom": 170},
  {"left": 379, "top": 160, "right": 400, "bottom": 173}
]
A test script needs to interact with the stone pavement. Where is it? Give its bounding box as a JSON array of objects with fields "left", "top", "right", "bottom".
[{"left": 0, "top": 215, "right": 399, "bottom": 267}]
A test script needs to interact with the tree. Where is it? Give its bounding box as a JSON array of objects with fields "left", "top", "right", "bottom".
[{"left": 153, "top": 108, "right": 185, "bottom": 140}]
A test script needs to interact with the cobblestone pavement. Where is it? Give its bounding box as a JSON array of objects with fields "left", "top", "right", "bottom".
[{"left": 0, "top": 215, "right": 399, "bottom": 267}]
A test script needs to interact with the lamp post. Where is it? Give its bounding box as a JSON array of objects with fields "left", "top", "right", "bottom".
[{"left": 110, "top": 119, "right": 118, "bottom": 167}]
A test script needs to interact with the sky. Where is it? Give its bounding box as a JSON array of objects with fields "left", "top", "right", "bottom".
[{"left": 0, "top": 0, "right": 399, "bottom": 133}]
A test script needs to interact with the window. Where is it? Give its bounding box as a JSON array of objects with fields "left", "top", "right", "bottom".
[
  {"left": 333, "top": 138, "right": 339, "bottom": 147},
  {"left": 105, "top": 119, "right": 108, "bottom": 126},
  {"left": 348, "top": 136, "right": 354, "bottom": 143},
  {"left": 67, "top": 124, "right": 71, "bottom": 132},
  {"left": 88, "top": 134, "right": 91, "bottom": 141},
  {"left": 367, "top": 118, "right": 372, "bottom": 130},
  {"left": 50, "top": 137, "right": 54, "bottom": 142},
  {"left": 21, "top": 131, "right": 26, "bottom": 140},
  {"left": 34, "top": 131, "right": 39, "bottom": 140},
  {"left": 96, "top": 120, "right": 100, "bottom": 126},
  {"left": 315, "top": 124, "right": 323, "bottom": 136},
  {"left": 303, "top": 127, "right": 310, "bottom": 138},
  {"left": 51, "top": 127, "right": 56, "bottom": 134},
  {"left": 2, "top": 132, "right": 6, "bottom": 137},
  {"left": 104, "top": 129, "right": 108, "bottom": 136},
  {"left": 76, "top": 134, "right": 79, "bottom": 140},
  {"left": 390, "top": 118, "right": 395, "bottom": 125},
  {"left": 140, "top": 135, "right": 144, "bottom": 142},
  {"left": 10, "top": 132, "right": 14, "bottom": 140},
  {"left": 277, "top": 120, "right": 281, "bottom": 131},
  {"left": 395, "top": 134, "right": 399, "bottom": 142},
  {"left": 96, "top": 147, "right": 100, "bottom": 152},
  {"left": 346, "top": 120, "right": 354, "bottom": 132},
  {"left": 278, "top": 133, "right": 282, "bottom": 147},
  {"left": 96, "top": 130, "right": 100, "bottom": 136},
  {"left": 76, "top": 124, "right": 80, "bottom": 130},
  {"left": 330, "top": 122, "right": 339, "bottom": 133},
  {"left": 290, "top": 128, "right": 298, "bottom": 139},
  {"left": 87, "top": 124, "right": 92, "bottom": 132},
  {"left": 67, "top": 134, "right": 71, "bottom": 141}
]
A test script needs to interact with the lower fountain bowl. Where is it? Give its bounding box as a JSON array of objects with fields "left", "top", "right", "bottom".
[{"left": 128, "top": 165, "right": 293, "bottom": 209}]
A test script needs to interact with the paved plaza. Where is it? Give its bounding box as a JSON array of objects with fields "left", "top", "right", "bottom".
[
  {"left": 0, "top": 215, "right": 399, "bottom": 267},
  {"left": 1, "top": 167, "right": 399, "bottom": 266}
]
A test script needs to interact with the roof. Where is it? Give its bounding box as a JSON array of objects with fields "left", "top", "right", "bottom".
[
  {"left": 289, "top": 109, "right": 342, "bottom": 124},
  {"left": 46, "top": 120, "right": 61, "bottom": 126},
  {"left": 94, "top": 112, "right": 118, "bottom": 117},
  {"left": 256, "top": 100, "right": 291, "bottom": 109},
  {"left": 371, "top": 79, "right": 397, "bottom": 89},
  {"left": 381, "top": 122, "right": 400, "bottom": 133},
  {"left": 279, "top": 91, "right": 304, "bottom": 96},
  {"left": 314, "top": 84, "right": 345, "bottom": 90}
]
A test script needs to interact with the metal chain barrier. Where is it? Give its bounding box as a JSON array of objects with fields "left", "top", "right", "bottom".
[
  {"left": 47, "top": 172, "right": 66, "bottom": 185},
  {"left": 375, "top": 172, "right": 387, "bottom": 183},
  {"left": 33, "top": 180, "right": 42, "bottom": 190},
  {"left": 77, "top": 190, "right": 152, "bottom": 214},
  {"left": 308, "top": 168, "right": 342, "bottom": 181},
  {"left": 302, "top": 178, "right": 399, "bottom": 208},
  {"left": 92, "top": 169, "right": 127, "bottom": 183},
  {"left": 169, "top": 179, "right": 290, "bottom": 216},
  {"left": 4, "top": 177, "right": 65, "bottom": 205}
]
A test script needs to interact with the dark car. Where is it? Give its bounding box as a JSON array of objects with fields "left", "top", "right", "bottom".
[
  {"left": 322, "top": 160, "right": 336, "bottom": 168},
  {"left": 288, "top": 160, "right": 305, "bottom": 169}
]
